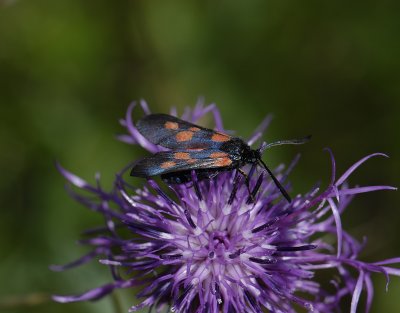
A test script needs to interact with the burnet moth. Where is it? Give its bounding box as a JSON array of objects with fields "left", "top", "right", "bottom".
[{"left": 130, "top": 113, "right": 310, "bottom": 203}]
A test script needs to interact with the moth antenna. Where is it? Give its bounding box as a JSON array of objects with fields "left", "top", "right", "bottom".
[
  {"left": 259, "top": 135, "right": 311, "bottom": 153},
  {"left": 258, "top": 159, "right": 291, "bottom": 203}
]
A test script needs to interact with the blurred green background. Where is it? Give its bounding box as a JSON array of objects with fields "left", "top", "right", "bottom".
[{"left": 0, "top": 0, "right": 399, "bottom": 312}]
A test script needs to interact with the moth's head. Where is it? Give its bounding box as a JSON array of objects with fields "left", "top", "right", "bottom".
[
  {"left": 256, "top": 142, "right": 268, "bottom": 158},
  {"left": 246, "top": 147, "right": 261, "bottom": 164}
]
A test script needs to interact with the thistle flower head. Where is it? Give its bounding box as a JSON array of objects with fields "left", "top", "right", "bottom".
[{"left": 53, "top": 100, "right": 399, "bottom": 313}]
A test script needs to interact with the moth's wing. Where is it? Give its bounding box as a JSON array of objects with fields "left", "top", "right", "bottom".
[
  {"left": 130, "top": 149, "right": 234, "bottom": 177},
  {"left": 136, "top": 114, "right": 231, "bottom": 150}
]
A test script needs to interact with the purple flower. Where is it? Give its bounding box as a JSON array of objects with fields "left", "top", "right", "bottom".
[{"left": 52, "top": 100, "right": 399, "bottom": 313}]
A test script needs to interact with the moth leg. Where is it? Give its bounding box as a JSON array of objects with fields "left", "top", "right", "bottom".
[
  {"left": 237, "top": 168, "right": 255, "bottom": 204},
  {"left": 246, "top": 173, "right": 264, "bottom": 204},
  {"left": 259, "top": 159, "right": 291, "bottom": 203},
  {"left": 228, "top": 170, "right": 241, "bottom": 205},
  {"left": 190, "top": 170, "right": 203, "bottom": 201}
]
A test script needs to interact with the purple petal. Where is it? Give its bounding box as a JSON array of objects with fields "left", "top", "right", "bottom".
[
  {"left": 327, "top": 198, "right": 343, "bottom": 258},
  {"left": 380, "top": 266, "right": 400, "bottom": 277},
  {"left": 139, "top": 99, "right": 151, "bottom": 115},
  {"left": 374, "top": 257, "right": 400, "bottom": 266},
  {"left": 247, "top": 114, "right": 273, "bottom": 146},
  {"left": 333, "top": 186, "right": 397, "bottom": 197},
  {"left": 350, "top": 271, "right": 365, "bottom": 313},
  {"left": 56, "top": 163, "right": 89, "bottom": 188},
  {"left": 53, "top": 284, "right": 117, "bottom": 302},
  {"left": 50, "top": 249, "right": 104, "bottom": 272},
  {"left": 365, "top": 274, "right": 374, "bottom": 313},
  {"left": 324, "top": 148, "right": 336, "bottom": 185},
  {"left": 129, "top": 297, "right": 156, "bottom": 312},
  {"left": 210, "top": 104, "right": 224, "bottom": 131},
  {"left": 124, "top": 102, "right": 159, "bottom": 153},
  {"left": 116, "top": 134, "right": 137, "bottom": 144},
  {"left": 53, "top": 280, "right": 138, "bottom": 303},
  {"left": 336, "top": 153, "right": 388, "bottom": 186}
]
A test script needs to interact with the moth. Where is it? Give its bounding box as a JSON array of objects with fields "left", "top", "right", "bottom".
[{"left": 130, "top": 113, "right": 309, "bottom": 203}]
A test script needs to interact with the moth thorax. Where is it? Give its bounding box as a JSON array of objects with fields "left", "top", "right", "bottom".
[{"left": 242, "top": 146, "right": 261, "bottom": 163}]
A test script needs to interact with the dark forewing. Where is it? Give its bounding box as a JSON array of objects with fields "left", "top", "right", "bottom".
[
  {"left": 136, "top": 114, "right": 231, "bottom": 150},
  {"left": 130, "top": 149, "right": 234, "bottom": 178}
]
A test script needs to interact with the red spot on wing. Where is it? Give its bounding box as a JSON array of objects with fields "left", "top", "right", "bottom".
[
  {"left": 187, "top": 148, "right": 204, "bottom": 151},
  {"left": 174, "top": 152, "right": 191, "bottom": 160},
  {"left": 189, "top": 127, "right": 201, "bottom": 132},
  {"left": 187, "top": 159, "right": 197, "bottom": 164},
  {"left": 176, "top": 131, "right": 194, "bottom": 142},
  {"left": 210, "top": 152, "right": 228, "bottom": 158},
  {"left": 213, "top": 157, "right": 232, "bottom": 167},
  {"left": 211, "top": 133, "right": 230, "bottom": 142},
  {"left": 165, "top": 121, "right": 179, "bottom": 130},
  {"left": 160, "top": 161, "right": 176, "bottom": 169}
]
